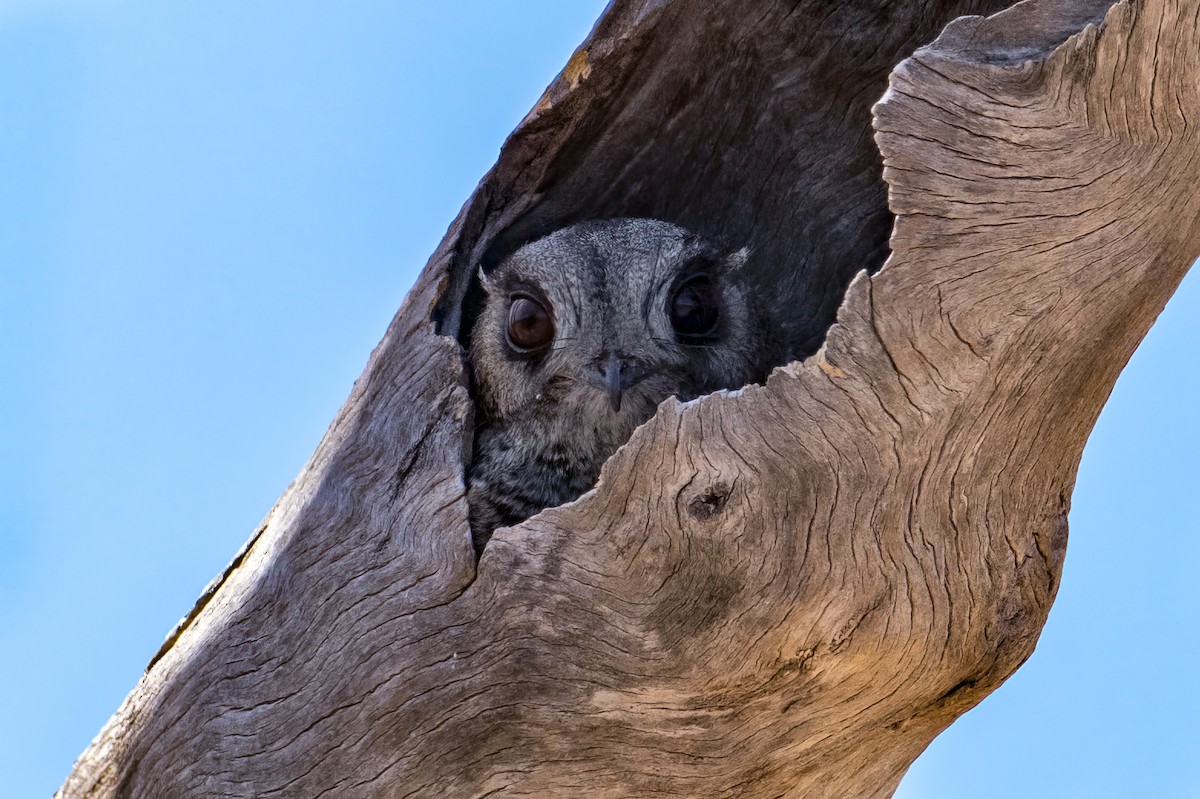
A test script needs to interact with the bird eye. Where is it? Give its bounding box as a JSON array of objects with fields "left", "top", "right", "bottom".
[
  {"left": 669, "top": 276, "right": 719, "bottom": 341},
  {"left": 506, "top": 295, "right": 555, "bottom": 353}
]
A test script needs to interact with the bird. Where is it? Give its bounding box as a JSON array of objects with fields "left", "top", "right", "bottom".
[{"left": 466, "top": 218, "right": 767, "bottom": 553}]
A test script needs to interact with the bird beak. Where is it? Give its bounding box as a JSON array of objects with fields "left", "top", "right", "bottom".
[
  {"left": 584, "top": 353, "right": 642, "bottom": 413},
  {"left": 604, "top": 352, "right": 623, "bottom": 413}
]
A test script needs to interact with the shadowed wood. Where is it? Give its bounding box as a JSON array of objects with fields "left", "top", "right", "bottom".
[{"left": 59, "top": 0, "right": 1199, "bottom": 797}]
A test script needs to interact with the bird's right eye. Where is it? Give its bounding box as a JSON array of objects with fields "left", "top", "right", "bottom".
[
  {"left": 669, "top": 275, "right": 720, "bottom": 342},
  {"left": 505, "top": 295, "right": 555, "bottom": 354}
]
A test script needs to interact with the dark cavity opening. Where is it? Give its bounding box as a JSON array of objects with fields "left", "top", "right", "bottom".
[
  {"left": 422, "top": 0, "right": 1032, "bottom": 554},
  {"left": 434, "top": 0, "right": 1020, "bottom": 362},
  {"left": 425, "top": 0, "right": 1025, "bottom": 553}
]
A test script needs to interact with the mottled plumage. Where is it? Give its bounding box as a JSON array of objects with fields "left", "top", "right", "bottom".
[{"left": 466, "top": 219, "right": 766, "bottom": 552}]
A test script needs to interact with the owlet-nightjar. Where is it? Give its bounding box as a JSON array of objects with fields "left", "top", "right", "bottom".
[{"left": 466, "top": 218, "right": 765, "bottom": 552}]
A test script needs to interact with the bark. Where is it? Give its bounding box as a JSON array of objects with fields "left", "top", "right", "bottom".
[{"left": 59, "top": 0, "right": 1200, "bottom": 797}]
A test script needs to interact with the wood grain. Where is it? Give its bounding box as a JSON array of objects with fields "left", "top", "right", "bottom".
[{"left": 59, "top": 0, "right": 1199, "bottom": 796}]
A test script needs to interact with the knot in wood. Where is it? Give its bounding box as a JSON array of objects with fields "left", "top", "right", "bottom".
[{"left": 687, "top": 482, "right": 731, "bottom": 520}]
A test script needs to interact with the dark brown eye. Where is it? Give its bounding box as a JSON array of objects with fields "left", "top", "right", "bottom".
[
  {"left": 669, "top": 276, "right": 719, "bottom": 341},
  {"left": 506, "top": 295, "right": 554, "bottom": 353}
]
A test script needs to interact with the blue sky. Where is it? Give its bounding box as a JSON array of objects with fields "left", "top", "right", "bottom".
[{"left": 1, "top": 2, "right": 1196, "bottom": 797}]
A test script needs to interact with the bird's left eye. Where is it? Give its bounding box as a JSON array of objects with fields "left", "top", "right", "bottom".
[
  {"left": 669, "top": 276, "right": 720, "bottom": 341},
  {"left": 506, "top": 295, "right": 555, "bottom": 353}
]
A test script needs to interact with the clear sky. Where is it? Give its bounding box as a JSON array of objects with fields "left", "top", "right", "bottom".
[{"left": 1, "top": 2, "right": 1196, "bottom": 797}]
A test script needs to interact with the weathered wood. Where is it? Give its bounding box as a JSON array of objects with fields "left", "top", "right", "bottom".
[{"left": 59, "top": 0, "right": 1199, "bottom": 797}]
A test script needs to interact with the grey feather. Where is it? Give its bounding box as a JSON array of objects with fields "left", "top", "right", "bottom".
[{"left": 466, "top": 218, "right": 768, "bottom": 553}]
